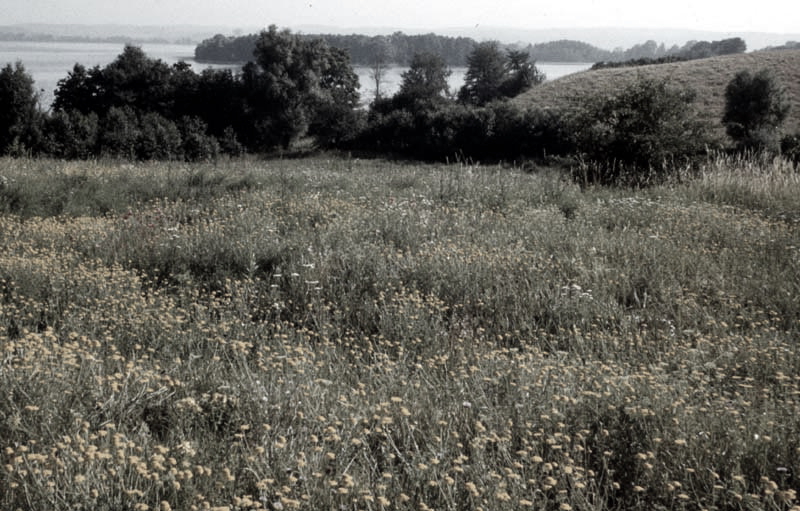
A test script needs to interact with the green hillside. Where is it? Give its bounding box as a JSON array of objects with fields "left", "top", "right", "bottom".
[{"left": 516, "top": 49, "right": 800, "bottom": 140}]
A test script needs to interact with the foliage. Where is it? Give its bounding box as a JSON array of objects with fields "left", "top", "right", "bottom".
[
  {"left": 51, "top": 49, "right": 228, "bottom": 160},
  {"left": 356, "top": 99, "right": 572, "bottom": 161},
  {"left": 782, "top": 133, "right": 800, "bottom": 163},
  {"left": 393, "top": 52, "right": 452, "bottom": 109},
  {"left": 97, "top": 106, "right": 141, "bottom": 159},
  {"left": 459, "top": 42, "right": 508, "bottom": 106},
  {"left": 0, "top": 62, "right": 39, "bottom": 155},
  {"left": 51, "top": 63, "right": 101, "bottom": 114},
  {"left": 136, "top": 112, "right": 183, "bottom": 161},
  {"left": 241, "top": 26, "right": 361, "bottom": 150},
  {"left": 678, "top": 37, "right": 746, "bottom": 59},
  {"left": 53, "top": 46, "right": 175, "bottom": 118},
  {"left": 178, "top": 116, "right": 220, "bottom": 162},
  {"left": 501, "top": 49, "right": 545, "bottom": 97},
  {"left": 574, "top": 77, "right": 709, "bottom": 184},
  {"left": 45, "top": 30, "right": 361, "bottom": 157},
  {"left": 723, "top": 68, "right": 790, "bottom": 153},
  {"left": 42, "top": 109, "right": 99, "bottom": 159},
  {"left": 357, "top": 47, "right": 555, "bottom": 161},
  {"left": 459, "top": 43, "right": 544, "bottom": 106}
]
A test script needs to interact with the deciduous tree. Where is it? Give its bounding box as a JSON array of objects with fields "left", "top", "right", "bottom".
[
  {"left": 0, "top": 62, "right": 39, "bottom": 154},
  {"left": 459, "top": 41, "right": 507, "bottom": 106},
  {"left": 394, "top": 52, "right": 451, "bottom": 108},
  {"left": 723, "top": 69, "right": 789, "bottom": 152},
  {"left": 459, "top": 43, "right": 544, "bottom": 106},
  {"left": 244, "top": 25, "right": 361, "bottom": 150}
]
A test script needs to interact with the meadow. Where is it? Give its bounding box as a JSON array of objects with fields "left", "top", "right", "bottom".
[{"left": 1, "top": 155, "right": 799, "bottom": 511}]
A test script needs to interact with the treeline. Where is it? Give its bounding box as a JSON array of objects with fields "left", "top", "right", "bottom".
[
  {"left": 764, "top": 41, "right": 800, "bottom": 51},
  {"left": 195, "top": 32, "right": 477, "bottom": 66},
  {"left": 0, "top": 29, "right": 545, "bottom": 162},
  {"left": 2, "top": 27, "right": 796, "bottom": 185},
  {"left": 196, "top": 31, "right": 749, "bottom": 68},
  {"left": 591, "top": 37, "right": 746, "bottom": 69}
]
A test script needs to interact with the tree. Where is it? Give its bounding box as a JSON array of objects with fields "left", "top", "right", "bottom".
[
  {"left": 368, "top": 39, "right": 392, "bottom": 102},
  {"left": 100, "top": 45, "right": 173, "bottom": 115},
  {"left": 459, "top": 41, "right": 507, "bottom": 106},
  {"left": 53, "top": 46, "right": 180, "bottom": 119},
  {"left": 722, "top": 69, "right": 790, "bottom": 152},
  {"left": 52, "top": 64, "right": 102, "bottom": 115},
  {"left": 42, "top": 109, "right": 99, "bottom": 159},
  {"left": 0, "top": 62, "right": 40, "bottom": 154},
  {"left": 193, "top": 68, "right": 247, "bottom": 141},
  {"left": 244, "top": 25, "right": 360, "bottom": 150},
  {"left": 459, "top": 44, "right": 544, "bottom": 105},
  {"left": 501, "top": 49, "right": 545, "bottom": 98},
  {"left": 394, "top": 52, "right": 451, "bottom": 108},
  {"left": 307, "top": 44, "right": 363, "bottom": 147},
  {"left": 98, "top": 106, "right": 141, "bottom": 159}
]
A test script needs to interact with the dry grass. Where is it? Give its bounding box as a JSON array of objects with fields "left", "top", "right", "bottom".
[
  {"left": 1, "top": 155, "right": 800, "bottom": 511},
  {"left": 516, "top": 49, "right": 800, "bottom": 140}
]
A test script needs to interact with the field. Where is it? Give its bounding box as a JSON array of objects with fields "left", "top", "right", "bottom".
[
  {"left": 515, "top": 49, "right": 800, "bottom": 140},
  {"left": 1, "top": 155, "right": 800, "bottom": 511}
]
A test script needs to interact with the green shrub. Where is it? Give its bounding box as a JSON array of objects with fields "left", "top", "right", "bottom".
[
  {"left": 98, "top": 106, "right": 141, "bottom": 159},
  {"left": 179, "top": 116, "right": 220, "bottom": 162},
  {"left": 137, "top": 112, "right": 183, "bottom": 161},
  {"left": 574, "top": 77, "right": 709, "bottom": 184},
  {"left": 42, "top": 109, "right": 99, "bottom": 159},
  {"left": 782, "top": 133, "right": 800, "bottom": 163}
]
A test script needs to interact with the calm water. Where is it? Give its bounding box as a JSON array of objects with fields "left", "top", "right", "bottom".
[{"left": 0, "top": 41, "right": 592, "bottom": 109}]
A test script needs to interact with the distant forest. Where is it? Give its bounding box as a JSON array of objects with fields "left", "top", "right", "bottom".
[
  {"left": 195, "top": 32, "right": 477, "bottom": 66},
  {"left": 194, "top": 31, "right": 747, "bottom": 66}
]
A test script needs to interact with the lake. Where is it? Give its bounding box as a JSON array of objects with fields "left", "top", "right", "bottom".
[{"left": 0, "top": 41, "right": 593, "bottom": 109}]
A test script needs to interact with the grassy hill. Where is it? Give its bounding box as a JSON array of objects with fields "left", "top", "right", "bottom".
[{"left": 515, "top": 49, "right": 800, "bottom": 140}]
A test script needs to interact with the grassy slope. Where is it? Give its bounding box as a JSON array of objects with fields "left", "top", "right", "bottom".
[{"left": 516, "top": 49, "right": 800, "bottom": 139}]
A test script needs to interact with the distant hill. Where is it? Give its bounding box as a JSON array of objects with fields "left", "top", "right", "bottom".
[
  {"left": 0, "top": 23, "right": 241, "bottom": 44},
  {"left": 512, "top": 49, "right": 800, "bottom": 140},
  {"left": 435, "top": 26, "right": 800, "bottom": 52}
]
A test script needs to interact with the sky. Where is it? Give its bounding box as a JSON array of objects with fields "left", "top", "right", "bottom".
[{"left": 5, "top": 0, "right": 800, "bottom": 34}]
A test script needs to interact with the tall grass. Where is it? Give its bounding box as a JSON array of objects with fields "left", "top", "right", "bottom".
[{"left": 1, "top": 155, "right": 799, "bottom": 510}]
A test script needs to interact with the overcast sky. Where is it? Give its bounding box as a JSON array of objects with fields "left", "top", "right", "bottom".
[{"left": 5, "top": 0, "right": 800, "bottom": 34}]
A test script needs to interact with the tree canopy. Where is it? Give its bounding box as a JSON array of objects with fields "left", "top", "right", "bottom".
[
  {"left": 459, "top": 43, "right": 544, "bottom": 106},
  {"left": 723, "top": 69, "right": 790, "bottom": 152},
  {"left": 0, "top": 62, "right": 39, "bottom": 154}
]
